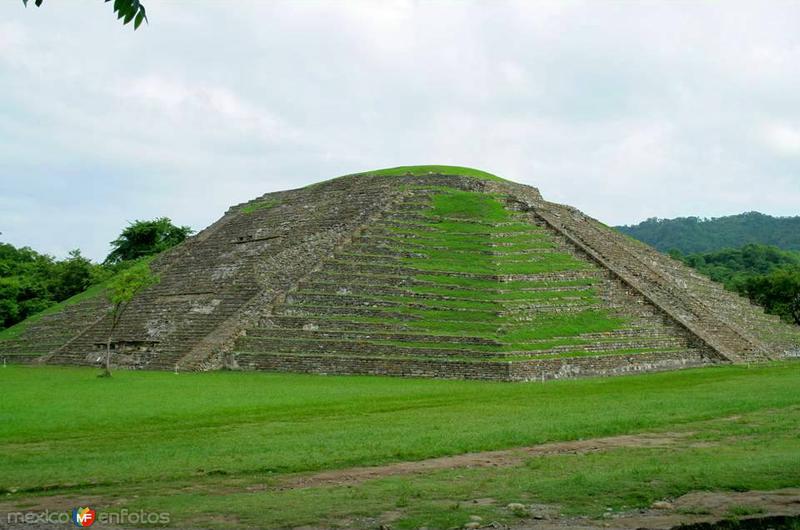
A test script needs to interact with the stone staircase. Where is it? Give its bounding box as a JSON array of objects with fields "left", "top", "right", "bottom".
[{"left": 531, "top": 199, "right": 800, "bottom": 362}]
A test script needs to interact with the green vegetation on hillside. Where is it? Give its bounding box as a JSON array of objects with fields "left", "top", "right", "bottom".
[
  {"left": 0, "top": 255, "right": 158, "bottom": 343},
  {"left": 672, "top": 244, "right": 800, "bottom": 285},
  {"left": 1, "top": 364, "right": 799, "bottom": 528},
  {"left": 0, "top": 218, "right": 189, "bottom": 334},
  {"left": 617, "top": 211, "right": 800, "bottom": 253},
  {"left": 0, "top": 245, "right": 102, "bottom": 330},
  {"left": 0, "top": 282, "right": 105, "bottom": 342}
]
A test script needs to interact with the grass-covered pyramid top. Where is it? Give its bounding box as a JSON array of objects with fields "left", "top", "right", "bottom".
[{"left": 308, "top": 165, "right": 508, "bottom": 189}]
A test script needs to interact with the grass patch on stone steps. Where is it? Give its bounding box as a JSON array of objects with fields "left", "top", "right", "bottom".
[
  {"left": 382, "top": 231, "right": 551, "bottom": 245},
  {"left": 498, "top": 310, "right": 629, "bottom": 341},
  {"left": 391, "top": 237, "right": 554, "bottom": 251},
  {"left": 402, "top": 255, "right": 588, "bottom": 275},
  {"left": 413, "top": 274, "right": 598, "bottom": 290},
  {"left": 425, "top": 189, "right": 510, "bottom": 221},
  {"left": 240, "top": 197, "right": 280, "bottom": 214},
  {"left": 404, "top": 287, "right": 597, "bottom": 301}
]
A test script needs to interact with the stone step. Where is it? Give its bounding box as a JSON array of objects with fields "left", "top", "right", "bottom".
[
  {"left": 343, "top": 245, "right": 558, "bottom": 258},
  {"left": 274, "top": 305, "right": 423, "bottom": 320},
  {"left": 508, "top": 348, "right": 714, "bottom": 381},
  {"left": 228, "top": 347, "right": 712, "bottom": 381},
  {"left": 309, "top": 269, "right": 602, "bottom": 285},
  {"left": 235, "top": 336, "right": 489, "bottom": 358},
  {"left": 0, "top": 353, "right": 41, "bottom": 364},
  {"left": 229, "top": 352, "right": 514, "bottom": 381},
  {"left": 318, "top": 261, "right": 497, "bottom": 278},
  {"left": 295, "top": 282, "right": 596, "bottom": 297},
  {"left": 256, "top": 316, "right": 408, "bottom": 332},
  {"left": 235, "top": 334, "right": 691, "bottom": 358},
  {"left": 258, "top": 315, "right": 678, "bottom": 340},
  {"left": 365, "top": 224, "right": 544, "bottom": 238},
  {"left": 243, "top": 328, "right": 498, "bottom": 345},
  {"left": 282, "top": 295, "right": 604, "bottom": 316},
  {"left": 287, "top": 290, "right": 595, "bottom": 307},
  {"left": 243, "top": 327, "right": 690, "bottom": 352}
]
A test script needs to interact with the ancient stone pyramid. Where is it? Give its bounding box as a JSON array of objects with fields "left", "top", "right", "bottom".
[{"left": 2, "top": 167, "right": 799, "bottom": 381}]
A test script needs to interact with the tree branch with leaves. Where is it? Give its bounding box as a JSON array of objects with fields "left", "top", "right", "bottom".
[
  {"left": 22, "top": 0, "right": 148, "bottom": 30},
  {"left": 100, "top": 260, "right": 159, "bottom": 377}
]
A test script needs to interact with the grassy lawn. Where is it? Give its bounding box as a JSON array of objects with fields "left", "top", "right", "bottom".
[
  {"left": 1, "top": 363, "right": 800, "bottom": 528},
  {"left": 121, "top": 408, "right": 800, "bottom": 529}
]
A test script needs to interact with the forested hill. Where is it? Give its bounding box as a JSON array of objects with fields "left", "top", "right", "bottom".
[{"left": 616, "top": 212, "right": 800, "bottom": 254}]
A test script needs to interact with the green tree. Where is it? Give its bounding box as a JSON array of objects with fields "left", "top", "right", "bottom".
[
  {"left": 105, "top": 218, "right": 193, "bottom": 265},
  {"left": 51, "top": 250, "right": 100, "bottom": 301},
  {"left": 741, "top": 270, "right": 800, "bottom": 326},
  {"left": 669, "top": 243, "right": 800, "bottom": 327},
  {"left": 22, "top": 0, "right": 148, "bottom": 29},
  {"left": 617, "top": 212, "right": 800, "bottom": 253},
  {"left": 0, "top": 243, "right": 110, "bottom": 330},
  {"left": 101, "top": 260, "right": 159, "bottom": 377},
  {"left": 1, "top": 243, "right": 56, "bottom": 328}
]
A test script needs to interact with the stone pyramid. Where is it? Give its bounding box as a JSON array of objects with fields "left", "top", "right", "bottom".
[{"left": 2, "top": 167, "right": 798, "bottom": 381}]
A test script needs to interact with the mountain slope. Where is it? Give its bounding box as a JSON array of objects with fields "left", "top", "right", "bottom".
[{"left": 616, "top": 212, "right": 800, "bottom": 253}]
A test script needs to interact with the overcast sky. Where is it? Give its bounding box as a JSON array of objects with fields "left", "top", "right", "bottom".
[{"left": 2, "top": 1, "right": 799, "bottom": 261}]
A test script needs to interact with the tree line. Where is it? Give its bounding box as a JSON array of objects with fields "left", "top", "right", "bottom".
[
  {"left": 617, "top": 212, "right": 800, "bottom": 254},
  {"left": 669, "top": 244, "right": 800, "bottom": 326},
  {"left": 0, "top": 218, "right": 191, "bottom": 331}
]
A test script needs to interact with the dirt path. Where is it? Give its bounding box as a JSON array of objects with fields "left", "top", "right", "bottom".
[
  {"left": 268, "top": 431, "right": 691, "bottom": 492},
  {"left": 2, "top": 428, "right": 798, "bottom": 530},
  {"left": 512, "top": 488, "right": 800, "bottom": 530},
  {"left": 0, "top": 430, "right": 693, "bottom": 516}
]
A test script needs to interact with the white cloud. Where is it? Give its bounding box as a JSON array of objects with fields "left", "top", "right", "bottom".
[
  {"left": 762, "top": 123, "right": 800, "bottom": 157},
  {"left": 1, "top": 1, "right": 800, "bottom": 260}
]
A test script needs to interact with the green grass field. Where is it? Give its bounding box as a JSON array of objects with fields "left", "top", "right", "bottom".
[{"left": 1, "top": 363, "right": 800, "bottom": 528}]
